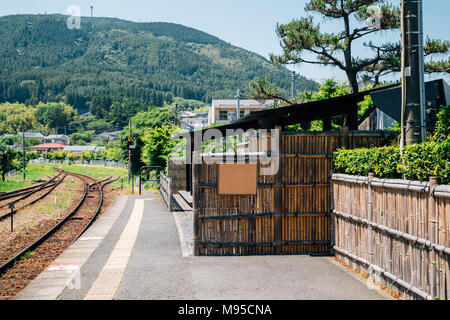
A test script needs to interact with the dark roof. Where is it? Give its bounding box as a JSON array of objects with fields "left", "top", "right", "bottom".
[
  {"left": 175, "top": 83, "right": 399, "bottom": 139},
  {"left": 369, "top": 79, "right": 449, "bottom": 129}
]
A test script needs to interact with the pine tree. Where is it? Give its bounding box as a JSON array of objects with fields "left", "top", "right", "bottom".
[{"left": 270, "top": 0, "right": 449, "bottom": 93}]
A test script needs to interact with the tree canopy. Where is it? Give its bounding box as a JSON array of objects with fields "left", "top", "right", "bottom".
[{"left": 270, "top": 0, "right": 449, "bottom": 93}]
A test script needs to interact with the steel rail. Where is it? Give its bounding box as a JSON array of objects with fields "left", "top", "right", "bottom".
[
  {"left": 0, "top": 173, "right": 63, "bottom": 210},
  {"left": 0, "top": 180, "right": 89, "bottom": 276},
  {"left": 0, "top": 174, "right": 60, "bottom": 201},
  {"left": 0, "top": 171, "right": 117, "bottom": 276},
  {"left": 72, "top": 176, "right": 119, "bottom": 243},
  {"left": 0, "top": 174, "right": 67, "bottom": 222}
]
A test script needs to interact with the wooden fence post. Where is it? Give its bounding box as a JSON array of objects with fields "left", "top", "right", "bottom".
[
  {"left": 428, "top": 176, "right": 438, "bottom": 298},
  {"left": 192, "top": 151, "right": 200, "bottom": 256},
  {"left": 329, "top": 170, "right": 335, "bottom": 254},
  {"left": 368, "top": 173, "right": 374, "bottom": 265},
  {"left": 274, "top": 126, "right": 282, "bottom": 255}
]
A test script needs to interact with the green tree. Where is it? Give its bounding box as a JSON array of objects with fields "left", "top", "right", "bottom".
[
  {"left": 0, "top": 144, "right": 19, "bottom": 181},
  {"left": 34, "top": 102, "right": 78, "bottom": 129},
  {"left": 118, "top": 106, "right": 176, "bottom": 174},
  {"left": 270, "top": 0, "right": 448, "bottom": 91},
  {"left": 81, "top": 150, "right": 95, "bottom": 163},
  {"left": 90, "top": 96, "right": 112, "bottom": 119},
  {"left": 141, "top": 125, "right": 177, "bottom": 169}
]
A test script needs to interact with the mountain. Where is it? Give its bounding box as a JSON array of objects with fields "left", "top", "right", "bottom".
[{"left": 0, "top": 14, "right": 317, "bottom": 110}]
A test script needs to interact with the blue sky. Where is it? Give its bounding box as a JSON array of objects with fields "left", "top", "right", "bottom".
[{"left": 1, "top": 0, "right": 449, "bottom": 83}]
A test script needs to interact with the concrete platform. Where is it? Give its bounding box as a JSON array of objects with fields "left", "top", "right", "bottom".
[{"left": 15, "top": 192, "right": 392, "bottom": 300}]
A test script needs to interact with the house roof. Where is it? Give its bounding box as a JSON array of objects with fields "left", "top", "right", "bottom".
[
  {"left": 29, "top": 143, "right": 66, "bottom": 149},
  {"left": 63, "top": 146, "right": 97, "bottom": 152},
  {"left": 367, "top": 78, "right": 449, "bottom": 129},
  {"left": 44, "top": 135, "right": 70, "bottom": 140},
  {"left": 63, "top": 145, "right": 106, "bottom": 152},
  {"left": 211, "top": 99, "right": 275, "bottom": 108},
  {"left": 17, "top": 132, "right": 45, "bottom": 139}
]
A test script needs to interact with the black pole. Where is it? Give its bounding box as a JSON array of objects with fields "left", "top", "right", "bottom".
[
  {"left": 9, "top": 203, "right": 15, "bottom": 232},
  {"left": 139, "top": 170, "right": 142, "bottom": 195},
  {"left": 22, "top": 131, "right": 26, "bottom": 180},
  {"left": 402, "top": 0, "right": 425, "bottom": 146}
]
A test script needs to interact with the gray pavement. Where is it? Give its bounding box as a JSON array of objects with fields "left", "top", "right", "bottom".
[{"left": 28, "top": 192, "right": 390, "bottom": 300}]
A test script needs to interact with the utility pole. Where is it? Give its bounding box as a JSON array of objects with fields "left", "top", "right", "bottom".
[
  {"left": 291, "top": 71, "right": 296, "bottom": 99},
  {"left": 128, "top": 119, "right": 131, "bottom": 183},
  {"left": 401, "top": 0, "right": 426, "bottom": 148},
  {"left": 22, "top": 131, "right": 26, "bottom": 180},
  {"left": 174, "top": 103, "right": 178, "bottom": 126},
  {"left": 235, "top": 89, "right": 242, "bottom": 120}
]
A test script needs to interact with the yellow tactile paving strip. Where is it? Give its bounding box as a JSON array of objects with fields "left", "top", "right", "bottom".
[{"left": 83, "top": 199, "right": 145, "bottom": 300}]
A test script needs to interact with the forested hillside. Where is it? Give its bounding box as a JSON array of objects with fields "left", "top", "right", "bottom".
[{"left": 0, "top": 14, "right": 317, "bottom": 110}]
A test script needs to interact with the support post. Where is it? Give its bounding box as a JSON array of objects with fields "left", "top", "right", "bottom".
[
  {"left": 192, "top": 151, "right": 201, "bottom": 256},
  {"left": 186, "top": 134, "right": 194, "bottom": 193},
  {"left": 139, "top": 170, "right": 142, "bottom": 195},
  {"left": 329, "top": 170, "right": 335, "bottom": 254},
  {"left": 323, "top": 118, "right": 332, "bottom": 131},
  {"left": 274, "top": 126, "right": 282, "bottom": 255},
  {"left": 402, "top": 0, "right": 426, "bottom": 145},
  {"left": 347, "top": 102, "right": 359, "bottom": 131},
  {"left": 9, "top": 202, "right": 15, "bottom": 232},
  {"left": 22, "top": 131, "right": 26, "bottom": 180},
  {"left": 428, "top": 176, "right": 438, "bottom": 298},
  {"left": 368, "top": 173, "right": 375, "bottom": 264}
]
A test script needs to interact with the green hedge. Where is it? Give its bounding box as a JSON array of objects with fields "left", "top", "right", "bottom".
[
  {"left": 333, "top": 106, "right": 450, "bottom": 184},
  {"left": 334, "top": 141, "right": 450, "bottom": 184}
]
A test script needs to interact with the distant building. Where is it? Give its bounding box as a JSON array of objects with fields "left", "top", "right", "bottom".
[
  {"left": 18, "top": 132, "right": 45, "bottom": 140},
  {"left": 3, "top": 132, "right": 45, "bottom": 140},
  {"left": 63, "top": 145, "right": 106, "bottom": 154},
  {"left": 94, "top": 131, "right": 122, "bottom": 142},
  {"left": 28, "top": 143, "right": 66, "bottom": 153},
  {"left": 43, "top": 135, "right": 71, "bottom": 145},
  {"left": 180, "top": 112, "right": 208, "bottom": 131},
  {"left": 359, "top": 79, "right": 450, "bottom": 130},
  {"left": 208, "top": 99, "right": 275, "bottom": 126}
]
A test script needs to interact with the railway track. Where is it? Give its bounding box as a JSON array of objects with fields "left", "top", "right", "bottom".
[
  {"left": 0, "top": 175, "right": 60, "bottom": 202},
  {"left": 0, "top": 173, "right": 66, "bottom": 221},
  {"left": 0, "top": 170, "right": 118, "bottom": 280}
]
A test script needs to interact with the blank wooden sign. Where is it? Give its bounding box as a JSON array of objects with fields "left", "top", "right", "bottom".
[{"left": 218, "top": 163, "right": 257, "bottom": 195}]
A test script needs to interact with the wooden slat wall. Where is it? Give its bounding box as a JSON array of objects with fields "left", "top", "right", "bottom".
[
  {"left": 167, "top": 159, "right": 186, "bottom": 195},
  {"left": 332, "top": 175, "right": 450, "bottom": 300},
  {"left": 196, "top": 131, "right": 386, "bottom": 256}
]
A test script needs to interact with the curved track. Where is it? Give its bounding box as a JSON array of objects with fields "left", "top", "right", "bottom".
[
  {"left": 0, "top": 173, "right": 66, "bottom": 222},
  {"left": 0, "top": 170, "right": 118, "bottom": 277}
]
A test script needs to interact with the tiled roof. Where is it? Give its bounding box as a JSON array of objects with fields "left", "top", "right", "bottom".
[
  {"left": 63, "top": 146, "right": 97, "bottom": 152},
  {"left": 29, "top": 143, "right": 66, "bottom": 149},
  {"left": 211, "top": 99, "right": 275, "bottom": 108}
]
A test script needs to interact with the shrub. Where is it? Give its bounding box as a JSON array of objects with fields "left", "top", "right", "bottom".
[
  {"left": 333, "top": 146, "right": 400, "bottom": 178},
  {"left": 334, "top": 141, "right": 449, "bottom": 184},
  {"left": 333, "top": 105, "right": 450, "bottom": 184},
  {"left": 431, "top": 105, "right": 449, "bottom": 143},
  {"left": 398, "top": 139, "right": 450, "bottom": 183}
]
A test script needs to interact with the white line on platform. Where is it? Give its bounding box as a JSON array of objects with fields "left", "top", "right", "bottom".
[{"left": 83, "top": 199, "right": 144, "bottom": 300}]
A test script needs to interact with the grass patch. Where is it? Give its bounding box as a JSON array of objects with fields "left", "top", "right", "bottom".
[
  {"left": 49, "top": 163, "right": 130, "bottom": 190},
  {"left": 19, "top": 251, "right": 34, "bottom": 261},
  {"left": 0, "top": 164, "right": 56, "bottom": 192},
  {"left": 38, "top": 191, "right": 70, "bottom": 215}
]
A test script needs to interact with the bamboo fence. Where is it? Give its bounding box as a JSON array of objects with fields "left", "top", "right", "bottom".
[
  {"left": 332, "top": 173, "right": 450, "bottom": 300},
  {"left": 160, "top": 171, "right": 170, "bottom": 207},
  {"left": 192, "top": 131, "right": 387, "bottom": 256}
]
